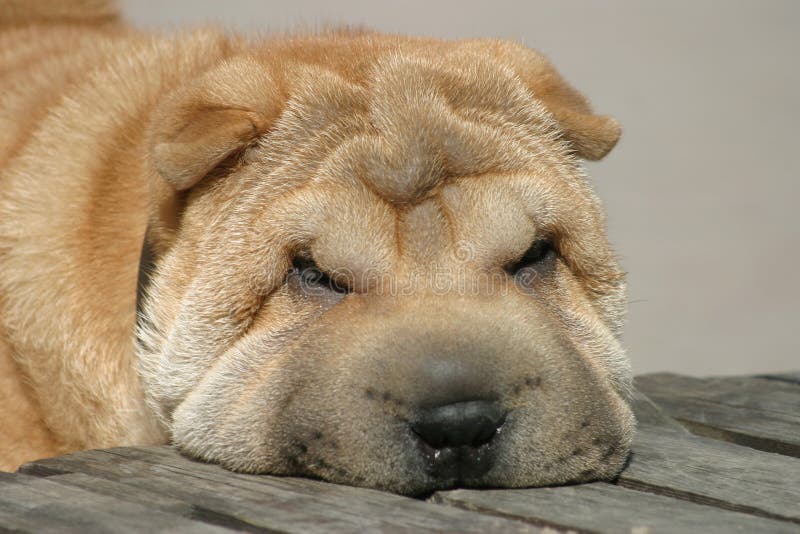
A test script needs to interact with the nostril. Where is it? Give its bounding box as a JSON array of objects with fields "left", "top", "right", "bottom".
[{"left": 411, "top": 400, "right": 506, "bottom": 449}]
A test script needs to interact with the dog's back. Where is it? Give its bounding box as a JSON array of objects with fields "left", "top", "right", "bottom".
[{"left": 0, "top": 0, "right": 172, "bottom": 470}]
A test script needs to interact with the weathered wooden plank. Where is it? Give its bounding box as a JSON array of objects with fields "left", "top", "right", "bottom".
[
  {"left": 628, "top": 389, "right": 691, "bottom": 433},
  {"left": 432, "top": 482, "right": 798, "bottom": 533},
  {"left": 758, "top": 371, "right": 800, "bottom": 386},
  {"left": 635, "top": 373, "right": 800, "bottom": 457},
  {"left": 616, "top": 391, "right": 800, "bottom": 524},
  {"left": 20, "top": 448, "right": 538, "bottom": 533},
  {"left": 35, "top": 472, "right": 289, "bottom": 533},
  {"left": 43, "top": 472, "right": 193, "bottom": 515},
  {"left": 0, "top": 472, "right": 232, "bottom": 533},
  {"left": 636, "top": 375, "right": 800, "bottom": 424}
]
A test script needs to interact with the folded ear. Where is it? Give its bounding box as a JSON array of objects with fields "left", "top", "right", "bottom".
[
  {"left": 149, "top": 57, "right": 284, "bottom": 190},
  {"left": 539, "top": 94, "right": 621, "bottom": 161},
  {"left": 482, "top": 41, "right": 621, "bottom": 160},
  {"left": 528, "top": 73, "right": 621, "bottom": 161}
]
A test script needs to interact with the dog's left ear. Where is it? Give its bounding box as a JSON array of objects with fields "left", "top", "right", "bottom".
[
  {"left": 532, "top": 78, "right": 621, "bottom": 161},
  {"left": 149, "top": 57, "right": 284, "bottom": 191},
  {"left": 483, "top": 41, "right": 621, "bottom": 160}
]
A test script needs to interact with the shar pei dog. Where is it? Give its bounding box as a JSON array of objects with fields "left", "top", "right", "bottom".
[{"left": 0, "top": 0, "right": 634, "bottom": 495}]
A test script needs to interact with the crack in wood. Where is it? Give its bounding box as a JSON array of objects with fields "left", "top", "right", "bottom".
[{"left": 615, "top": 478, "right": 800, "bottom": 525}]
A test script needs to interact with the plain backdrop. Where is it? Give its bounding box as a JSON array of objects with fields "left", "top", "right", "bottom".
[{"left": 121, "top": 1, "right": 799, "bottom": 376}]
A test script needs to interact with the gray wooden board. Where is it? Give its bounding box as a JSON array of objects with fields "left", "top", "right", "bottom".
[
  {"left": 42, "top": 472, "right": 197, "bottom": 516},
  {"left": 628, "top": 390, "right": 691, "bottom": 434},
  {"left": 618, "top": 391, "right": 800, "bottom": 524},
  {"left": 18, "top": 448, "right": 537, "bottom": 533},
  {"left": 759, "top": 371, "right": 800, "bottom": 385},
  {"left": 0, "top": 472, "right": 231, "bottom": 533},
  {"left": 635, "top": 373, "right": 800, "bottom": 456},
  {"left": 432, "top": 482, "right": 799, "bottom": 534}
]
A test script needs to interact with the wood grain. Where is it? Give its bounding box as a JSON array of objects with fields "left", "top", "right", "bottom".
[
  {"left": 635, "top": 373, "right": 800, "bottom": 456},
  {"left": 617, "top": 389, "right": 800, "bottom": 524},
  {"left": 17, "top": 447, "right": 537, "bottom": 533},
  {"left": 0, "top": 472, "right": 230, "bottom": 533},
  {"left": 432, "top": 482, "right": 799, "bottom": 533}
]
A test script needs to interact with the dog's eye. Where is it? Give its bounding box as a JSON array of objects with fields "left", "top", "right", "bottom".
[
  {"left": 291, "top": 255, "right": 350, "bottom": 295},
  {"left": 505, "top": 239, "right": 556, "bottom": 278}
]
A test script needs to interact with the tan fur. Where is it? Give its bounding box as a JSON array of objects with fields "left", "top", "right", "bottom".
[{"left": 0, "top": 1, "right": 632, "bottom": 494}]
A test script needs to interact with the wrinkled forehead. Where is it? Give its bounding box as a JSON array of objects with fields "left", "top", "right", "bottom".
[
  {"left": 248, "top": 48, "right": 594, "bottom": 205},
  {"left": 191, "top": 48, "right": 605, "bottom": 267}
]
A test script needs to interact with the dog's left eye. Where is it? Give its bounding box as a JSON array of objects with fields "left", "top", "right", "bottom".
[
  {"left": 291, "top": 256, "right": 350, "bottom": 295},
  {"left": 505, "top": 239, "right": 556, "bottom": 277}
]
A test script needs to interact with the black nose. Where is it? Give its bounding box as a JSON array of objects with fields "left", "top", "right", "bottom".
[
  {"left": 412, "top": 400, "right": 506, "bottom": 448},
  {"left": 411, "top": 400, "right": 506, "bottom": 480}
]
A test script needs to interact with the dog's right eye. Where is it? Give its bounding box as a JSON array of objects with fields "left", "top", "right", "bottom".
[{"left": 291, "top": 256, "right": 350, "bottom": 295}]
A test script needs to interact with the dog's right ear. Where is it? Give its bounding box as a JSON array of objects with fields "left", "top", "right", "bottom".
[{"left": 149, "top": 57, "right": 284, "bottom": 191}]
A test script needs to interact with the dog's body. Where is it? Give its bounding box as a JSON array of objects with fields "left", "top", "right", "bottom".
[{"left": 0, "top": 1, "right": 634, "bottom": 494}]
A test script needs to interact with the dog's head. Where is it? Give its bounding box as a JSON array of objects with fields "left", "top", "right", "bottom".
[{"left": 136, "top": 34, "right": 633, "bottom": 495}]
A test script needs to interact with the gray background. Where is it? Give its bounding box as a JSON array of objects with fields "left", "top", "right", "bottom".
[{"left": 121, "top": 1, "right": 799, "bottom": 376}]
